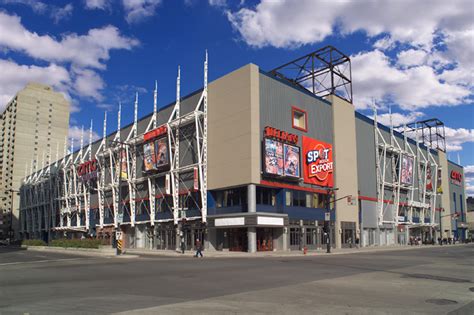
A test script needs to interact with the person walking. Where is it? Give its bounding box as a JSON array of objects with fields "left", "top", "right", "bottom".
[
  {"left": 195, "top": 238, "right": 203, "bottom": 258},
  {"left": 180, "top": 237, "right": 185, "bottom": 254}
]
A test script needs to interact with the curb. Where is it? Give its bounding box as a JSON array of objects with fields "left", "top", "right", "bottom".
[{"left": 124, "top": 243, "right": 473, "bottom": 259}]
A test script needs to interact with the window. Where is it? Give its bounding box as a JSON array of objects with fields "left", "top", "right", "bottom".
[
  {"left": 292, "top": 106, "right": 307, "bottom": 132},
  {"left": 285, "top": 191, "right": 292, "bottom": 206},
  {"left": 213, "top": 188, "right": 246, "bottom": 208},
  {"left": 256, "top": 187, "right": 276, "bottom": 206}
]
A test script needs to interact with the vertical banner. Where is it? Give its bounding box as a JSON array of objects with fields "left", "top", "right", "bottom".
[
  {"left": 283, "top": 144, "right": 300, "bottom": 178},
  {"left": 193, "top": 167, "right": 199, "bottom": 190},
  {"left": 165, "top": 174, "right": 171, "bottom": 194},
  {"left": 120, "top": 149, "right": 128, "bottom": 180},
  {"left": 426, "top": 162, "right": 433, "bottom": 191},
  {"left": 401, "top": 155, "right": 414, "bottom": 185},
  {"left": 302, "top": 136, "right": 333, "bottom": 187},
  {"left": 155, "top": 138, "right": 169, "bottom": 168}
]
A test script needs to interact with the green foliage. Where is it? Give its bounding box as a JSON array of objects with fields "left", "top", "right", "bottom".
[
  {"left": 50, "top": 238, "right": 102, "bottom": 249},
  {"left": 22, "top": 239, "right": 47, "bottom": 246}
]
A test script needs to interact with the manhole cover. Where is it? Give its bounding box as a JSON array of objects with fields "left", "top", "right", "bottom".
[
  {"left": 426, "top": 299, "right": 458, "bottom": 305},
  {"left": 469, "top": 287, "right": 474, "bottom": 292}
]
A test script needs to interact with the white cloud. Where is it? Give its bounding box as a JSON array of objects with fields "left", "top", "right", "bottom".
[
  {"left": 464, "top": 165, "right": 474, "bottom": 196},
  {"left": 444, "top": 127, "right": 474, "bottom": 152},
  {"left": 51, "top": 3, "right": 74, "bottom": 24},
  {"left": 397, "top": 49, "right": 428, "bottom": 68},
  {"left": 122, "top": 0, "right": 162, "bottom": 24},
  {"left": 209, "top": 0, "right": 227, "bottom": 7},
  {"left": 84, "top": 0, "right": 110, "bottom": 10},
  {"left": 68, "top": 125, "right": 100, "bottom": 148},
  {"left": 0, "top": 59, "right": 71, "bottom": 112},
  {"left": 0, "top": 12, "right": 139, "bottom": 69},
  {"left": 227, "top": 0, "right": 474, "bottom": 113},
  {"left": 72, "top": 67, "right": 105, "bottom": 101},
  {"left": 0, "top": 11, "right": 139, "bottom": 109},
  {"left": 1, "top": 0, "right": 74, "bottom": 23},
  {"left": 227, "top": 0, "right": 472, "bottom": 49},
  {"left": 351, "top": 49, "right": 471, "bottom": 110},
  {"left": 375, "top": 111, "right": 425, "bottom": 127}
]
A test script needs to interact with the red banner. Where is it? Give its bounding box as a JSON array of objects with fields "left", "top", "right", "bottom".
[{"left": 302, "top": 136, "right": 333, "bottom": 187}]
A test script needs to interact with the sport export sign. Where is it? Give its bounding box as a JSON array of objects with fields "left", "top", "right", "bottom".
[{"left": 302, "top": 136, "right": 333, "bottom": 187}]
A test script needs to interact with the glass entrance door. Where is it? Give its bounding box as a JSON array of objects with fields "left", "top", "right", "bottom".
[{"left": 289, "top": 227, "right": 301, "bottom": 250}]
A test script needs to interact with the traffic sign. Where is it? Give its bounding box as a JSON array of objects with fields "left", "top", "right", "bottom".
[{"left": 325, "top": 212, "right": 330, "bottom": 221}]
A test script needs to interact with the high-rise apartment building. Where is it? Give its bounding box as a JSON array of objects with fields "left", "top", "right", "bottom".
[{"left": 0, "top": 83, "right": 70, "bottom": 239}]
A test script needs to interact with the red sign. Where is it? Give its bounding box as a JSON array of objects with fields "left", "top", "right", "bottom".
[
  {"left": 264, "top": 126, "right": 298, "bottom": 145},
  {"left": 450, "top": 170, "right": 462, "bottom": 186},
  {"left": 143, "top": 125, "right": 167, "bottom": 141},
  {"left": 302, "top": 136, "right": 333, "bottom": 187},
  {"left": 77, "top": 159, "right": 98, "bottom": 177}
]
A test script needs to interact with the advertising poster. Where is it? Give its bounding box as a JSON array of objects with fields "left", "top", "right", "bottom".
[
  {"left": 155, "top": 138, "right": 169, "bottom": 168},
  {"left": 120, "top": 149, "right": 128, "bottom": 180},
  {"left": 302, "top": 136, "right": 333, "bottom": 187},
  {"left": 264, "top": 139, "right": 283, "bottom": 176},
  {"left": 283, "top": 144, "right": 300, "bottom": 178},
  {"left": 426, "top": 163, "right": 433, "bottom": 191},
  {"left": 401, "top": 155, "right": 414, "bottom": 185},
  {"left": 143, "top": 142, "right": 157, "bottom": 172}
]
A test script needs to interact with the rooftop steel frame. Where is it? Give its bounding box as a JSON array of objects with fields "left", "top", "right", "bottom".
[{"left": 269, "top": 45, "right": 353, "bottom": 103}]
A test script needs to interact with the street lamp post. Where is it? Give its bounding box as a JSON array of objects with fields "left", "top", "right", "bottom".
[{"left": 322, "top": 187, "right": 339, "bottom": 254}]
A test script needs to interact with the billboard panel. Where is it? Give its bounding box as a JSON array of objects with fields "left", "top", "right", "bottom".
[
  {"left": 264, "top": 138, "right": 283, "bottom": 176},
  {"left": 283, "top": 144, "right": 300, "bottom": 178},
  {"left": 155, "top": 138, "right": 169, "bottom": 168},
  {"left": 302, "top": 136, "right": 333, "bottom": 187},
  {"left": 401, "top": 155, "right": 414, "bottom": 185},
  {"left": 143, "top": 142, "right": 157, "bottom": 172}
]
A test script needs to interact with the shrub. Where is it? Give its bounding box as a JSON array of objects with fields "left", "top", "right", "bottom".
[
  {"left": 22, "top": 239, "right": 47, "bottom": 246},
  {"left": 50, "top": 238, "right": 102, "bottom": 249}
]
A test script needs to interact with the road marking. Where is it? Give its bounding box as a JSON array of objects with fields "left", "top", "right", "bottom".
[{"left": 0, "top": 258, "right": 85, "bottom": 266}]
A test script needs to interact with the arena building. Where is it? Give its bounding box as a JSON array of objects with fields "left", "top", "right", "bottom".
[{"left": 19, "top": 47, "right": 468, "bottom": 252}]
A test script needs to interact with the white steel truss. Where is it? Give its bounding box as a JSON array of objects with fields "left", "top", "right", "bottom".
[
  {"left": 373, "top": 107, "right": 439, "bottom": 231},
  {"left": 20, "top": 52, "right": 209, "bottom": 238}
]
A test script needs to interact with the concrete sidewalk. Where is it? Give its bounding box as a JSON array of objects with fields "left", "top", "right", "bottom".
[
  {"left": 124, "top": 243, "right": 471, "bottom": 258},
  {"left": 18, "top": 243, "right": 471, "bottom": 259}
]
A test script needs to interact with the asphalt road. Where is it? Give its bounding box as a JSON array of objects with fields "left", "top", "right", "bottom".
[{"left": 0, "top": 245, "right": 473, "bottom": 314}]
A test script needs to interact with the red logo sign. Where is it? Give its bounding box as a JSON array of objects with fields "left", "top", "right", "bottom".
[
  {"left": 144, "top": 125, "right": 167, "bottom": 142},
  {"left": 264, "top": 126, "right": 298, "bottom": 145},
  {"left": 77, "top": 159, "right": 99, "bottom": 182},
  {"left": 450, "top": 170, "right": 462, "bottom": 186},
  {"left": 302, "top": 136, "right": 333, "bottom": 187}
]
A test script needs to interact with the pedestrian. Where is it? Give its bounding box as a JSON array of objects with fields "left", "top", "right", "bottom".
[
  {"left": 355, "top": 237, "right": 360, "bottom": 249},
  {"left": 180, "top": 238, "right": 185, "bottom": 254},
  {"left": 195, "top": 238, "right": 203, "bottom": 258}
]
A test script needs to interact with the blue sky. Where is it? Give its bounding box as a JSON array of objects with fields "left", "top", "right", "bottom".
[{"left": 0, "top": 0, "right": 473, "bottom": 193}]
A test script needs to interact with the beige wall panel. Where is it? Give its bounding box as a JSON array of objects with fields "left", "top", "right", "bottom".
[
  {"left": 328, "top": 95, "right": 360, "bottom": 248},
  {"left": 208, "top": 64, "right": 260, "bottom": 190},
  {"left": 437, "top": 151, "right": 452, "bottom": 237}
]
